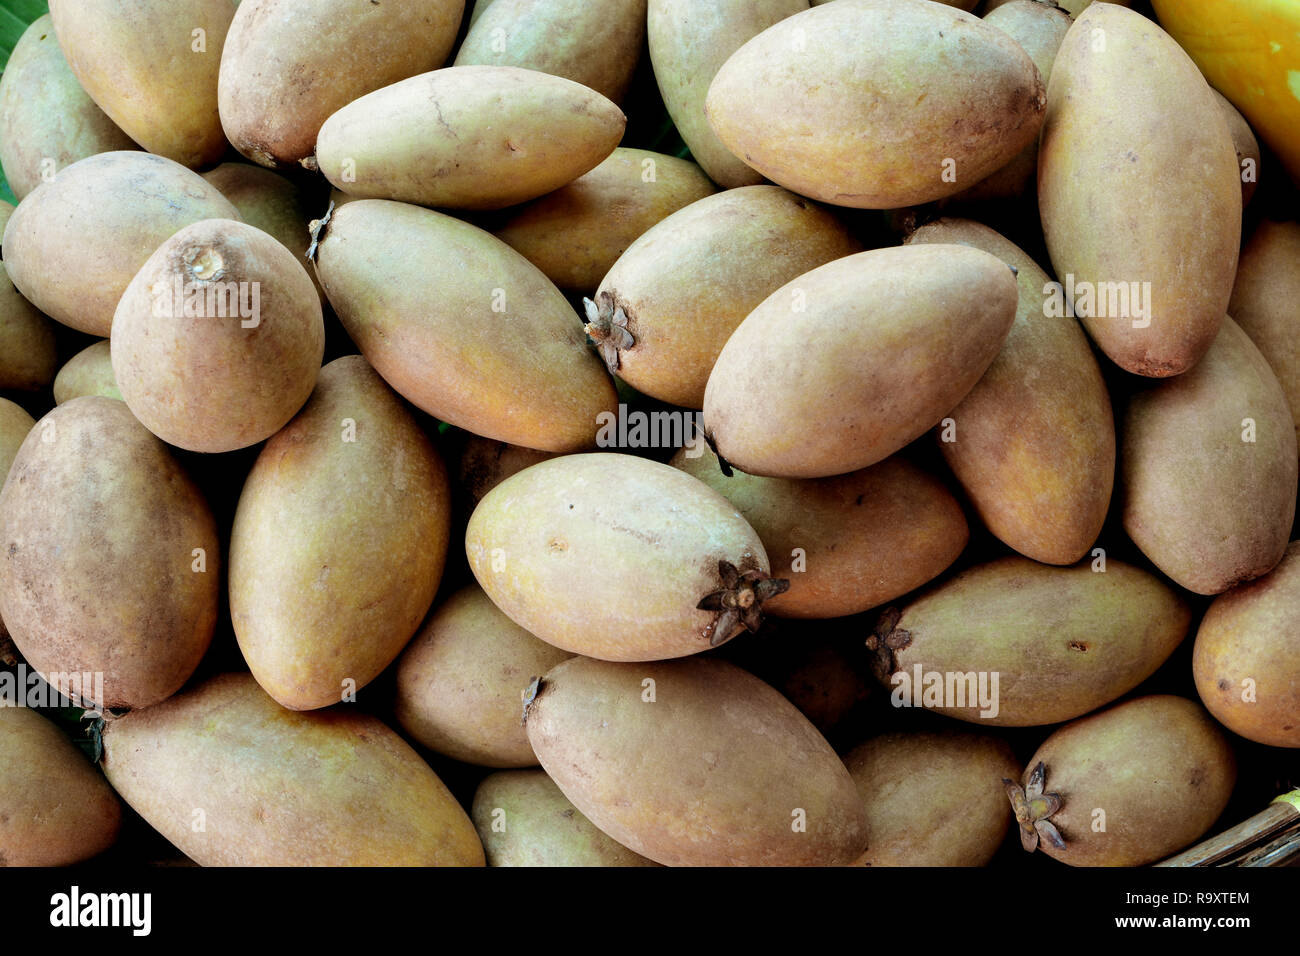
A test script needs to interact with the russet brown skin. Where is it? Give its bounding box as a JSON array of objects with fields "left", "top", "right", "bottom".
[
  {"left": 52, "top": 341, "right": 121, "bottom": 405},
  {"left": 112, "top": 218, "right": 324, "bottom": 454},
  {"left": 906, "top": 219, "right": 1115, "bottom": 565},
  {"left": 1121, "top": 317, "right": 1297, "bottom": 595},
  {"left": 1039, "top": 4, "right": 1240, "bottom": 377},
  {"left": 494, "top": 148, "right": 717, "bottom": 295},
  {"left": 466, "top": 453, "right": 771, "bottom": 661},
  {"left": 0, "top": 14, "right": 137, "bottom": 202},
  {"left": 876, "top": 557, "right": 1191, "bottom": 727},
  {"left": 525, "top": 657, "right": 868, "bottom": 866},
  {"left": 0, "top": 399, "right": 34, "bottom": 648},
  {"left": 456, "top": 436, "right": 560, "bottom": 510},
  {"left": 0, "top": 398, "right": 219, "bottom": 711},
  {"left": 671, "top": 447, "right": 968, "bottom": 619},
  {"left": 1, "top": 152, "right": 240, "bottom": 337},
  {"left": 0, "top": 203, "right": 57, "bottom": 392},
  {"left": 455, "top": 0, "right": 647, "bottom": 104},
  {"left": 1024, "top": 696, "right": 1236, "bottom": 867},
  {"left": 1228, "top": 219, "right": 1300, "bottom": 452},
  {"left": 49, "top": 0, "right": 234, "bottom": 169},
  {"left": 703, "top": 244, "right": 1019, "bottom": 479},
  {"left": 705, "top": 0, "right": 1046, "bottom": 208},
  {"left": 0, "top": 707, "right": 121, "bottom": 867},
  {"left": 472, "top": 770, "right": 660, "bottom": 867},
  {"left": 101, "top": 673, "right": 485, "bottom": 866},
  {"left": 311, "top": 200, "right": 617, "bottom": 453},
  {"left": 1212, "top": 90, "right": 1261, "bottom": 208},
  {"left": 315, "top": 67, "right": 625, "bottom": 211},
  {"left": 1194, "top": 541, "right": 1300, "bottom": 748},
  {"left": 394, "top": 585, "right": 571, "bottom": 766},
  {"left": 219, "top": 0, "right": 465, "bottom": 169},
  {"left": 230, "top": 356, "right": 450, "bottom": 712},
  {"left": 845, "top": 731, "right": 1020, "bottom": 867},
  {"left": 593, "top": 185, "right": 861, "bottom": 409},
  {"left": 649, "top": 0, "right": 810, "bottom": 189}
]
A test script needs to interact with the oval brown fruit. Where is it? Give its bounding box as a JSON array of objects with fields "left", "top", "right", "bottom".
[
  {"left": 394, "top": 585, "right": 571, "bottom": 766},
  {"left": 906, "top": 218, "right": 1114, "bottom": 565},
  {"left": 1121, "top": 317, "right": 1297, "bottom": 595},
  {"left": 101, "top": 673, "right": 485, "bottom": 866},
  {"left": 1013, "top": 696, "right": 1235, "bottom": 866},
  {"left": 0, "top": 398, "right": 219, "bottom": 710},
  {"left": 0, "top": 202, "right": 57, "bottom": 392},
  {"left": 52, "top": 341, "right": 122, "bottom": 405},
  {"left": 1039, "top": 4, "right": 1240, "bottom": 376},
  {"left": 525, "top": 656, "right": 868, "bottom": 866},
  {"left": 845, "top": 730, "right": 1019, "bottom": 867},
  {"left": 671, "top": 446, "right": 967, "bottom": 619},
  {"left": 703, "top": 244, "right": 1018, "bottom": 478},
  {"left": 466, "top": 453, "right": 774, "bottom": 661},
  {"left": 1194, "top": 541, "right": 1300, "bottom": 748},
  {"left": 0, "top": 706, "right": 121, "bottom": 867},
  {"left": 869, "top": 556, "right": 1191, "bottom": 727},
  {"left": 230, "top": 356, "right": 450, "bottom": 711}
]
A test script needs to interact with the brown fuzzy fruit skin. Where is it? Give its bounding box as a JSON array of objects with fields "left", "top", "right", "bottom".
[
  {"left": 112, "top": 219, "right": 324, "bottom": 454},
  {"left": 0, "top": 152, "right": 240, "bottom": 337},
  {"left": 704, "top": 244, "right": 1018, "bottom": 479},
  {"left": 906, "top": 219, "right": 1114, "bottom": 565},
  {"left": 1025, "top": 696, "right": 1236, "bottom": 867},
  {"left": 494, "top": 148, "right": 717, "bottom": 295},
  {"left": 1212, "top": 89, "right": 1260, "bottom": 208},
  {"left": 1229, "top": 219, "right": 1300, "bottom": 454},
  {"left": 229, "top": 356, "right": 450, "bottom": 711},
  {"left": 951, "top": 1, "right": 1072, "bottom": 203},
  {"left": 466, "top": 453, "right": 770, "bottom": 661},
  {"left": 472, "top": 769, "right": 659, "bottom": 867},
  {"left": 705, "top": 0, "right": 1045, "bottom": 208},
  {"left": 1193, "top": 541, "right": 1300, "bottom": 748},
  {"left": 52, "top": 341, "right": 122, "bottom": 405},
  {"left": 1121, "top": 317, "right": 1297, "bottom": 595},
  {"left": 0, "top": 15, "right": 137, "bottom": 201},
  {"left": 876, "top": 557, "right": 1191, "bottom": 727},
  {"left": 525, "top": 656, "right": 868, "bottom": 866},
  {"left": 594, "top": 185, "right": 861, "bottom": 409},
  {"left": 101, "top": 673, "right": 485, "bottom": 866},
  {"left": 845, "top": 731, "right": 1019, "bottom": 867},
  {"left": 1038, "top": 4, "right": 1240, "bottom": 377},
  {"left": 48, "top": 0, "right": 233, "bottom": 169},
  {"left": 311, "top": 200, "right": 616, "bottom": 453},
  {"left": 218, "top": 0, "right": 464, "bottom": 169},
  {"left": 670, "top": 446, "right": 968, "bottom": 619},
  {"left": 0, "top": 707, "right": 121, "bottom": 867},
  {"left": 202, "top": 162, "right": 328, "bottom": 303},
  {"left": 0, "top": 398, "right": 219, "bottom": 711},
  {"left": 394, "top": 585, "right": 571, "bottom": 766},
  {"left": 315, "top": 67, "right": 625, "bottom": 211},
  {"left": 0, "top": 202, "right": 57, "bottom": 392},
  {"left": 648, "top": 0, "right": 809, "bottom": 189},
  {"left": 455, "top": 0, "right": 646, "bottom": 104}
]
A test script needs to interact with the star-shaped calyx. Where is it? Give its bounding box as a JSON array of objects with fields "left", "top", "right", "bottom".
[
  {"left": 696, "top": 561, "right": 789, "bottom": 646},
  {"left": 582, "top": 293, "right": 635, "bottom": 373},
  {"left": 1004, "top": 761, "right": 1067, "bottom": 853}
]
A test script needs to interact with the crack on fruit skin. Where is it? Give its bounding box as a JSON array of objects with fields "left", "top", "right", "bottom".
[
  {"left": 520, "top": 676, "right": 543, "bottom": 726},
  {"left": 306, "top": 200, "right": 336, "bottom": 263},
  {"left": 697, "top": 561, "right": 789, "bottom": 647},
  {"left": 582, "top": 292, "right": 635, "bottom": 373},
  {"left": 1004, "top": 761, "right": 1067, "bottom": 854},
  {"left": 865, "top": 607, "right": 910, "bottom": 679}
]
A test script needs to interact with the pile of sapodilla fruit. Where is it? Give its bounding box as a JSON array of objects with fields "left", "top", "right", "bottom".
[{"left": 0, "top": 0, "right": 1297, "bottom": 869}]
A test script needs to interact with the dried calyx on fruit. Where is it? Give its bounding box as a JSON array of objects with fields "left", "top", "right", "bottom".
[
  {"left": 582, "top": 292, "right": 635, "bottom": 373},
  {"left": 865, "top": 607, "right": 911, "bottom": 681},
  {"left": 696, "top": 561, "right": 789, "bottom": 646},
  {"left": 1004, "top": 761, "right": 1067, "bottom": 853}
]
